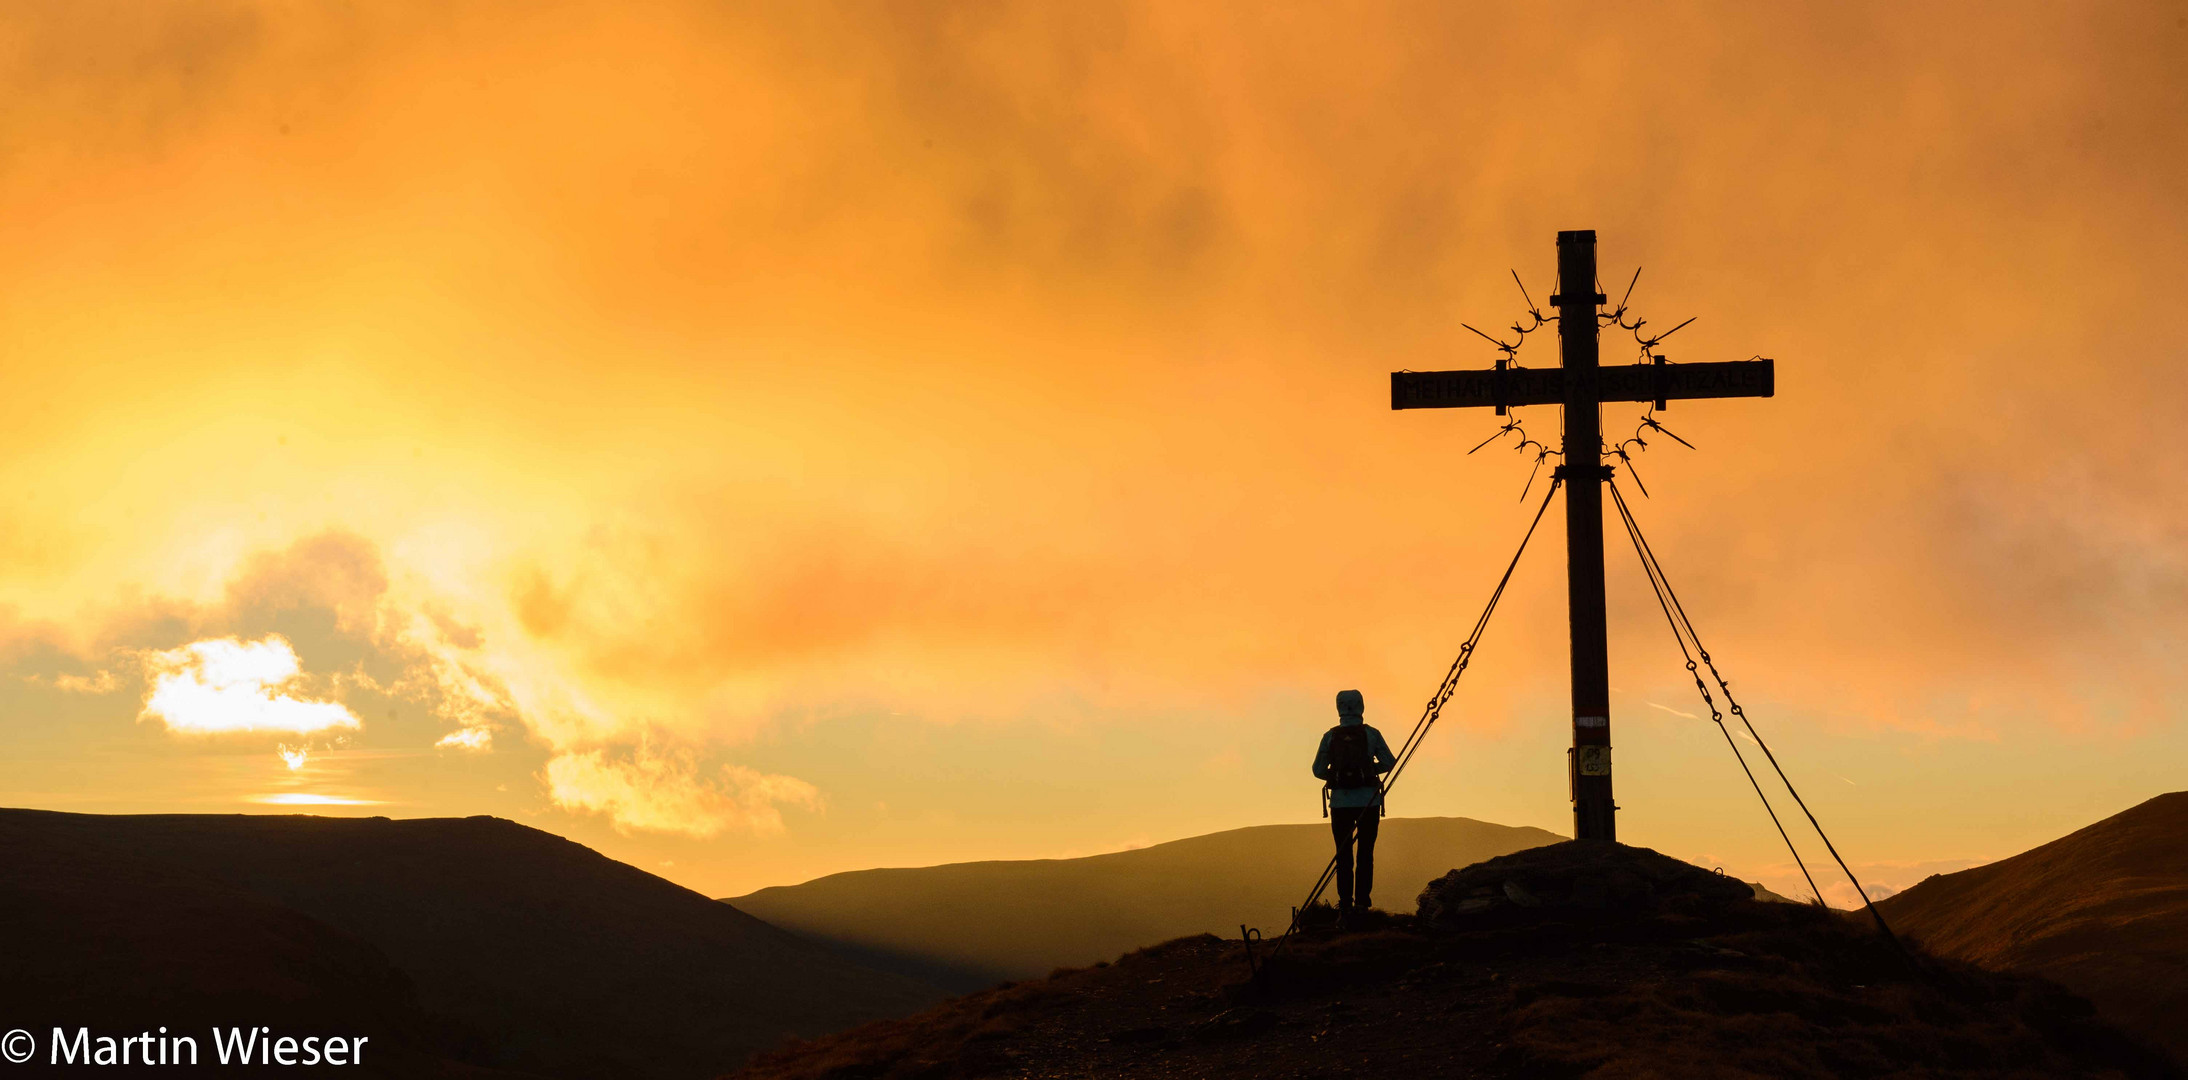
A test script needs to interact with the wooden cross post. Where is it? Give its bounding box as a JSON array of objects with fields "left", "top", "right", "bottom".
[{"left": 1390, "top": 230, "right": 1774, "bottom": 842}]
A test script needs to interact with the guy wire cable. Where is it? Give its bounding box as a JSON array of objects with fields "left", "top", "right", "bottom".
[
  {"left": 1270, "top": 477, "right": 1562, "bottom": 958},
  {"left": 1608, "top": 480, "right": 1905, "bottom": 949},
  {"left": 1608, "top": 478, "right": 1826, "bottom": 905}
]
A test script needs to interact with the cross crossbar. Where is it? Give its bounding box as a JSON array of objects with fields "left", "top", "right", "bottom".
[
  {"left": 1390, "top": 359, "right": 1773, "bottom": 412},
  {"left": 1389, "top": 230, "right": 1776, "bottom": 844}
]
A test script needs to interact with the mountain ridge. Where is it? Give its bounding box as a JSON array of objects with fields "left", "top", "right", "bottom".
[
  {"left": 731, "top": 815, "right": 1566, "bottom": 989},
  {"left": 0, "top": 808, "right": 944, "bottom": 1079},
  {"left": 1876, "top": 790, "right": 2188, "bottom": 1066}
]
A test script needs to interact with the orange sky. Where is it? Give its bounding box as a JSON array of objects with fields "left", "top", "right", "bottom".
[{"left": 1, "top": 0, "right": 2183, "bottom": 902}]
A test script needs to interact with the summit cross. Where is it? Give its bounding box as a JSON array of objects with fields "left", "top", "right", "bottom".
[{"left": 1391, "top": 229, "right": 1774, "bottom": 842}]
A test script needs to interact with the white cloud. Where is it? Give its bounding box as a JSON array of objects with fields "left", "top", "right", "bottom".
[
  {"left": 52, "top": 671, "right": 119, "bottom": 694},
  {"left": 435, "top": 725, "right": 493, "bottom": 751},
  {"left": 139, "top": 636, "right": 361, "bottom": 736},
  {"left": 543, "top": 744, "right": 821, "bottom": 837}
]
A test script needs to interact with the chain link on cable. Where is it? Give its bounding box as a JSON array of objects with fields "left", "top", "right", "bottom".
[
  {"left": 1268, "top": 477, "right": 1563, "bottom": 961},
  {"left": 1607, "top": 480, "right": 1908, "bottom": 954}
]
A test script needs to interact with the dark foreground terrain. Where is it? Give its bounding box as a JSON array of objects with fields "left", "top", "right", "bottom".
[
  {"left": 1878, "top": 791, "right": 2188, "bottom": 1066},
  {"left": 732, "top": 816, "right": 1564, "bottom": 989},
  {"left": 735, "top": 842, "right": 2179, "bottom": 1080},
  {"left": 0, "top": 809, "right": 943, "bottom": 1079}
]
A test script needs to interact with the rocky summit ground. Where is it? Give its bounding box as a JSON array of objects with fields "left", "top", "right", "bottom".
[{"left": 732, "top": 841, "right": 2181, "bottom": 1080}]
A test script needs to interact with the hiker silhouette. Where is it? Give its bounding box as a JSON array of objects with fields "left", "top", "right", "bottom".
[{"left": 1312, "top": 688, "right": 1396, "bottom": 914}]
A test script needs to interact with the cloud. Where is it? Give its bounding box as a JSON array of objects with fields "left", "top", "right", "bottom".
[
  {"left": 139, "top": 635, "right": 361, "bottom": 735},
  {"left": 7, "top": 525, "right": 833, "bottom": 839},
  {"left": 2, "top": 0, "right": 2185, "bottom": 890},
  {"left": 221, "top": 531, "right": 390, "bottom": 640},
  {"left": 435, "top": 725, "right": 492, "bottom": 751},
  {"left": 32, "top": 670, "right": 118, "bottom": 694},
  {"left": 4, "top": 0, "right": 2184, "bottom": 749},
  {"left": 543, "top": 743, "right": 822, "bottom": 837}
]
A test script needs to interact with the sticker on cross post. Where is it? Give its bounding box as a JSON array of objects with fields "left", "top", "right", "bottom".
[
  {"left": 1575, "top": 745, "right": 1612, "bottom": 776},
  {"left": 1575, "top": 715, "right": 1608, "bottom": 728}
]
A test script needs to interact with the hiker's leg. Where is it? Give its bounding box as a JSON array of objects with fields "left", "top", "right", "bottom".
[
  {"left": 1330, "top": 808, "right": 1357, "bottom": 907},
  {"left": 1355, "top": 809, "right": 1380, "bottom": 909}
]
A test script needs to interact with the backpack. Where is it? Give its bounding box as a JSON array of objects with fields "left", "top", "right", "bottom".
[{"left": 1326, "top": 724, "right": 1374, "bottom": 789}]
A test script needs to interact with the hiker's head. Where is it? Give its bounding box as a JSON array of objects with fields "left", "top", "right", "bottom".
[{"left": 1335, "top": 689, "right": 1365, "bottom": 722}]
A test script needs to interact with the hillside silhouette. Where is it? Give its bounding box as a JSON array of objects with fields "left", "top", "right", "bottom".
[
  {"left": 0, "top": 809, "right": 943, "bottom": 1079},
  {"left": 737, "top": 841, "right": 2179, "bottom": 1080},
  {"left": 730, "top": 816, "right": 1563, "bottom": 989},
  {"left": 1878, "top": 791, "right": 2188, "bottom": 1066}
]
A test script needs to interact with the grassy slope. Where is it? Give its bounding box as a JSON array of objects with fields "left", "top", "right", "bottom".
[
  {"left": 0, "top": 809, "right": 944, "bottom": 1080},
  {"left": 731, "top": 816, "right": 1564, "bottom": 988},
  {"left": 1877, "top": 791, "right": 2188, "bottom": 1067}
]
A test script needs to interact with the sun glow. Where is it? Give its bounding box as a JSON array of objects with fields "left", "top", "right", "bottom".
[
  {"left": 248, "top": 793, "right": 381, "bottom": 806},
  {"left": 140, "top": 637, "right": 360, "bottom": 736}
]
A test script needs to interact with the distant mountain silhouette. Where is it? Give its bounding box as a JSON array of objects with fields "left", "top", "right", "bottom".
[
  {"left": 736, "top": 841, "right": 2177, "bottom": 1080},
  {"left": 729, "top": 816, "right": 1564, "bottom": 989},
  {"left": 1877, "top": 791, "right": 2188, "bottom": 1066},
  {"left": 0, "top": 809, "right": 943, "bottom": 1079}
]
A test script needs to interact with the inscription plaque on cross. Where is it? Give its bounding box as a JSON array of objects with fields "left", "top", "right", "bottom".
[{"left": 1391, "top": 230, "right": 1774, "bottom": 842}]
